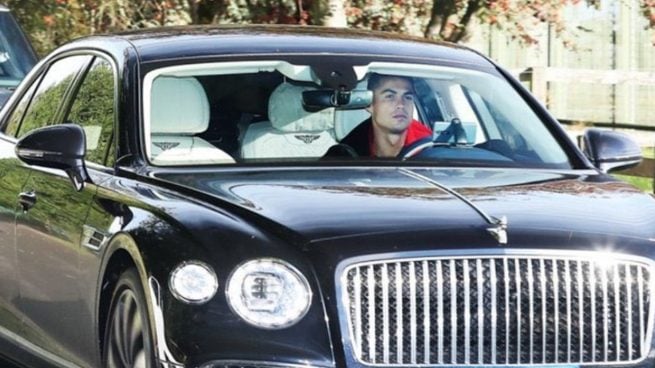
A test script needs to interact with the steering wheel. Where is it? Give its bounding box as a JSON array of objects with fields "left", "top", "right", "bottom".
[
  {"left": 399, "top": 137, "right": 435, "bottom": 160},
  {"left": 322, "top": 143, "right": 359, "bottom": 159},
  {"left": 401, "top": 118, "right": 474, "bottom": 159}
]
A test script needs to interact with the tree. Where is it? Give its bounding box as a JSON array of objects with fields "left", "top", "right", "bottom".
[
  {"left": 642, "top": 1, "right": 655, "bottom": 43},
  {"left": 6, "top": 0, "right": 191, "bottom": 56},
  {"left": 343, "top": 0, "right": 583, "bottom": 44},
  {"left": 7, "top": 0, "right": 655, "bottom": 56},
  {"left": 188, "top": 0, "right": 302, "bottom": 25}
]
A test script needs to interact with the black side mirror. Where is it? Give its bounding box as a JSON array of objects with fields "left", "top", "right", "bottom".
[
  {"left": 15, "top": 123, "right": 90, "bottom": 191},
  {"left": 579, "top": 128, "right": 642, "bottom": 173}
]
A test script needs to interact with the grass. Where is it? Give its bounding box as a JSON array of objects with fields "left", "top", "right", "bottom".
[
  {"left": 614, "top": 174, "right": 653, "bottom": 192},
  {"left": 613, "top": 146, "right": 654, "bottom": 192}
]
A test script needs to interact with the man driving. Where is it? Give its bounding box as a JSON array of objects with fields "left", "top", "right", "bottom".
[{"left": 340, "top": 73, "right": 432, "bottom": 157}]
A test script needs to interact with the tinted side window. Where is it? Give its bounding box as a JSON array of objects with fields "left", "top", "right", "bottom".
[
  {"left": 65, "top": 57, "right": 115, "bottom": 166},
  {"left": 16, "top": 55, "right": 91, "bottom": 138},
  {"left": 4, "top": 74, "right": 42, "bottom": 137}
]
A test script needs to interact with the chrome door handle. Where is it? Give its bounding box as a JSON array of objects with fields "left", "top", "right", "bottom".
[{"left": 18, "top": 191, "right": 37, "bottom": 212}]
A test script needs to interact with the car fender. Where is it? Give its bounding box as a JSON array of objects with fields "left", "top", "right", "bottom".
[
  {"left": 97, "top": 209, "right": 206, "bottom": 368},
  {"left": 94, "top": 196, "right": 330, "bottom": 367}
]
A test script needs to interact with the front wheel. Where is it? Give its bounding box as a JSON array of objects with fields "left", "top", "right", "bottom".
[{"left": 104, "top": 268, "right": 155, "bottom": 368}]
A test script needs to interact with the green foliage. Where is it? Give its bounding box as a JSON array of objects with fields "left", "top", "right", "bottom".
[
  {"left": 614, "top": 147, "right": 654, "bottom": 192},
  {"left": 6, "top": 0, "right": 89, "bottom": 56},
  {"left": 614, "top": 174, "right": 654, "bottom": 193},
  {"left": 67, "top": 59, "right": 114, "bottom": 165},
  {"left": 16, "top": 55, "right": 91, "bottom": 136},
  {"left": 18, "top": 75, "right": 73, "bottom": 137}
]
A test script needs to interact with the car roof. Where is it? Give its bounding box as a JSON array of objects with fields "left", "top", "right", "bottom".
[{"left": 75, "top": 25, "right": 495, "bottom": 69}]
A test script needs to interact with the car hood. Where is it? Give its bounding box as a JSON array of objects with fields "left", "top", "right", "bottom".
[{"left": 155, "top": 167, "right": 655, "bottom": 244}]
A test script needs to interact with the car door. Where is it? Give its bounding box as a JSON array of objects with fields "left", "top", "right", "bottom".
[
  {"left": 56, "top": 55, "right": 118, "bottom": 366},
  {"left": 11, "top": 53, "right": 97, "bottom": 364},
  {"left": 0, "top": 72, "right": 44, "bottom": 342}
]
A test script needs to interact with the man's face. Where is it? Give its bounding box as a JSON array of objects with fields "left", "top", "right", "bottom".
[{"left": 367, "top": 77, "right": 415, "bottom": 134}]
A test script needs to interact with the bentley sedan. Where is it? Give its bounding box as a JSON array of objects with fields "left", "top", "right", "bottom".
[{"left": 0, "top": 25, "right": 653, "bottom": 368}]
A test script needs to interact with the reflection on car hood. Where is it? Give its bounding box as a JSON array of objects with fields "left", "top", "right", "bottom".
[{"left": 155, "top": 167, "right": 655, "bottom": 242}]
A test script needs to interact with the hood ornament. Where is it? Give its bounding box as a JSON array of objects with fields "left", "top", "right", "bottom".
[{"left": 487, "top": 216, "right": 508, "bottom": 245}]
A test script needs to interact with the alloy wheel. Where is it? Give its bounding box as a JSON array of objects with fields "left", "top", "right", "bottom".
[{"left": 106, "top": 288, "right": 147, "bottom": 368}]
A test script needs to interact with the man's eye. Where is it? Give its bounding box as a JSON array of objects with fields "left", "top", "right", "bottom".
[{"left": 404, "top": 95, "right": 415, "bottom": 101}]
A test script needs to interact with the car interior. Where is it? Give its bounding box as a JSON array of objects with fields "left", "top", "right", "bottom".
[
  {"left": 145, "top": 62, "right": 571, "bottom": 168},
  {"left": 148, "top": 70, "right": 373, "bottom": 165}
]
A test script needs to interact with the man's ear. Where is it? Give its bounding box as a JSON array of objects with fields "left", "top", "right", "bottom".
[{"left": 365, "top": 99, "right": 373, "bottom": 113}]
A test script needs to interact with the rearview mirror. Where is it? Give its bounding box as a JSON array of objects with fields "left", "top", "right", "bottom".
[
  {"left": 580, "top": 128, "right": 642, "bottom": 173},
  {"left": 15, "top": 123, "right": 90, "bottom": 191},
  {"left": 303, "top": 89, "right": 372, "bottom": 110}
]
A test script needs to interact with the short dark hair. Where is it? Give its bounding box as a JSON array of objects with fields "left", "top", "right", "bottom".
[{"left": 367, "top": 73, "right": 414, "bottom": 91}]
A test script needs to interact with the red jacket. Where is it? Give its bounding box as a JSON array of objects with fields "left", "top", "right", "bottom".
[{"left": 339, "top": 118, "right": 431, "bottom": 157}]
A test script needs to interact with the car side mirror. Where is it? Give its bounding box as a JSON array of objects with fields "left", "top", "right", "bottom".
[
  {"left": 15, "top": 123, "right": 90, "bottom": 191},
  {"left": 579, "top": 128, "right": 642, "bottom": 173}
]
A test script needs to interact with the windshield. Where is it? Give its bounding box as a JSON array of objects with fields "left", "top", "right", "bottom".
[
  {"left": 143, "top": 60, "right": 571, "bottom": 169},
  {"left": 0, "top": 10, "right": 37, "bottom": 88}
]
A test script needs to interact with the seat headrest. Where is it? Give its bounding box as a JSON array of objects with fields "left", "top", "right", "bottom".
[
  {"left": 151, "top": 76, "right": 210, "bottom": 134},
  {"left": 333, "top": 79, "right": 370, "bottom": 139},
  {"left": 268, "top": 82, "right": 334, "bottom": 132},
  {"left": 334, "top": 109, "right": 370, "bottom": 140}
]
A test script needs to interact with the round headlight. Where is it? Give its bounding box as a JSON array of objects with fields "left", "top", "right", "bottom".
[
  {"left": 169, "top": 261, "right": 218, "bottom": 304},
  {"left": 226, "top": 258, "right": 312, "bottom": 329}
]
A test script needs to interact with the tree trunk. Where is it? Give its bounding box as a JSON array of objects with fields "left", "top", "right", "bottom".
[
  {"left": 449, "top": 0, "right": 481, "bottom": 42},
  {"left": 424, "top": 0, "right": 453, "bottom": 39},
  {"left": 188, "top": 0, "right": 199, "bottom": 24}
]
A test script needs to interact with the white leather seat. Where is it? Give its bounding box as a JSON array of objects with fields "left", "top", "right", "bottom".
[
  {"left": 149, "top": 76, "right": 234, "bottom": 165},
  {"left": 241, "top": 83, "right": 336, "bottom": 159},
  {"left": 334, "top": 108, "right": 370, "bottom": 140}
]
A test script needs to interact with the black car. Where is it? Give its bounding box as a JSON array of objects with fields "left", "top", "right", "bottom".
[
  {"left": 0, "top": 5, "right": 37, "bottom": 107},
  {"left": 0, "top": 25, "right": 653, "bottom": 368}
]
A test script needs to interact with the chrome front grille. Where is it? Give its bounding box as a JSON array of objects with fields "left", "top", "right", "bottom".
[{"left": 339, "top": 252, "right": 655, "bottom": 366}]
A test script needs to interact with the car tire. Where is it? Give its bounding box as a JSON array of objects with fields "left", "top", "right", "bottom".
[{"left": 103, "top": 268, "right": 155, "bottom": 368}]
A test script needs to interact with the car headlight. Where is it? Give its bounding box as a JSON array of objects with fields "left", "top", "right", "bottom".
[
  {"left": 169, "top": 261, "right": 218, "bottom": 304},
  {"left": 226, "top": 258, "right": 312, "bottom": 329}
]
